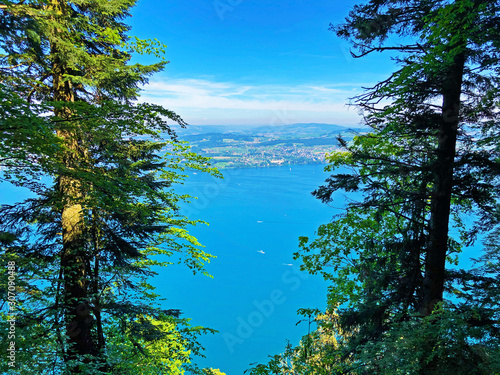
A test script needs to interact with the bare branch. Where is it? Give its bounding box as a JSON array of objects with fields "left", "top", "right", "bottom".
[{"left": 351, "top": 45, "right": 424, "bottom": 59}]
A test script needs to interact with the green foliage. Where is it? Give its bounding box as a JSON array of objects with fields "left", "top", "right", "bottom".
[
  {"left": 0, "top": 0, "right": 222, "bottom": 372},
  {"left": 0, "top": 104, "right": 219, "bottom": 372},
  {"left": 350, "top": 306, "right": 500, "bottom": 375},
  {"left": 106, "top": 314, "right": 198, "bottom": 375},
  {"left": 201, "top": 368, "right": 227, "bottom": 375},
  {"left": 246, "top": 311, "right": 345, "bottom": 375},
  {"left": 0, "top": 83, "right": 61, "bottom": 184},
  {"left": 253, "top": 0, "right": 500, "bottom": 374}
]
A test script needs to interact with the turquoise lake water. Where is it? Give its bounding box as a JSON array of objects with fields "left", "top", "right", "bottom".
[
  {"left": 157, "top": 163, "right": 482, "bottom": 374},
  {"left": 1, "top": 163, "right": 481, "bottom": 374},
  {"left": 157, "top": 164, "right": 342, "bottom": 374},
  {"left": 0, "top": 164, "right": 339, "bottom": 374}
]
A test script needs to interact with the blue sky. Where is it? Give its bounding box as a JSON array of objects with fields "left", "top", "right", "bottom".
[{"left": 128, "top": 0, "right": 398, "bottom": 126}]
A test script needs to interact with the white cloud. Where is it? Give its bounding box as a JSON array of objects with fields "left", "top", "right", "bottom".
[{"left": 139, "top": 77, "right": 366, "bottom": 125}]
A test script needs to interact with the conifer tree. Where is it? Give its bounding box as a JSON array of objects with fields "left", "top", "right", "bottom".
[
  {"left": 297, "top": 0, "right": 500, "bottom": 372},
  {"left": 1, "top": 0, "right": 218, "bottom": 373},
  {"left": 329, "top": 0, "right": 500, "bottom": 315},
  {"left": 249, "top": 1, "right": 500, "bottom": 373}
]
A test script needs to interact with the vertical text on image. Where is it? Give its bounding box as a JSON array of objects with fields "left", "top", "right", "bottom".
[{"left": 6, "top": 260, "right": 17, "bottom": 368}]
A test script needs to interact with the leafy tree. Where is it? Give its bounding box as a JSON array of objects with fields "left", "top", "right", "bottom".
[
  {"left": 201, "top": 368, "right": 227, "bottom": 375},
  {"left": 250, "top": 170, "right": 499, "bottom": 374},
  {"left": 251, "top": 0, "right": 500, "bottom": 373},
  {"left": 0, "top": 0, "right": 219, "bottom": 373},
  {"left": 246, "top": 311, "right": 345, "bottom": 375},
  {"left": 0, "top": 83, "right": 61, "bottom": 185}
]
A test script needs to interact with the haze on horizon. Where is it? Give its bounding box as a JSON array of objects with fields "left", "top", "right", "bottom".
[{"left": 129, "top": 0, "right": 399, "bottom": 126}]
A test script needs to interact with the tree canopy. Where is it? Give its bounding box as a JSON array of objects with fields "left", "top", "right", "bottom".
[
  {"left": 0, "top": 0, "right": 220, "bottom": 373},
  {"left": 248, "top": 0, "right": 500, "bottom": 373}
]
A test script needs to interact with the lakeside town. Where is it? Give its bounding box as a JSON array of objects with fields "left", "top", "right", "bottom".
[{"left": 177, "top": 123, "right": 360, "bottom": 168}]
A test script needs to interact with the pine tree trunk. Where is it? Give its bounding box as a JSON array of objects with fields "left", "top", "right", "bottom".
[
  {"left": 55, "top": 89, "right": 98, "bottom": 368},
  {"left": 423, "top": 52, "right": 466, "bottom": 316},
  {"left": 49, "top": 0, "right": 97, "bottom": 367}
]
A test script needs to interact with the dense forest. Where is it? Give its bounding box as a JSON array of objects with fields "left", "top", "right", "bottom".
[{"left": 1, "top": 0, "right": 499, "bottom": 374}]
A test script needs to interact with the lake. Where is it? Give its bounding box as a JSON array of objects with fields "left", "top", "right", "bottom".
[
  {"left": 155, "top": 164, "right": 342, "bottom": 374},
  {"left": 0, "top": 161, "right": 482, "bottom": 374},
  {"left": 0, "top": 163, "right": 339, "bottom": 374}
]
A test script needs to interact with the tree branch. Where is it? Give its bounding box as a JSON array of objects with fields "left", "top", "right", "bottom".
[{"left": 351, "top": 45, "right": 424, "bottom": 59}]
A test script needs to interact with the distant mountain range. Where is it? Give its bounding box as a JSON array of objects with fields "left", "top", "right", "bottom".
[{"left": 171, "top": 123, "right": 364, "bottom": 137}]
